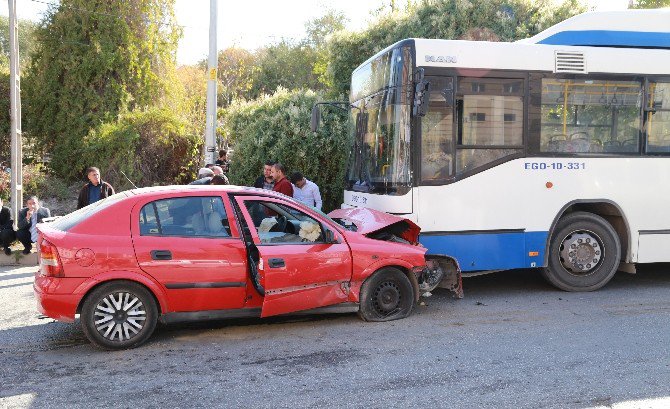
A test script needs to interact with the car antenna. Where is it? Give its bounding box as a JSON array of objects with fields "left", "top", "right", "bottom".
[{"left": 120, "top": 170, "right": 138, "bottom": 189}]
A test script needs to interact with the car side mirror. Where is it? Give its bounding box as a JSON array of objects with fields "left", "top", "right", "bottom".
[{"left": 310, "top": 105, "right": 321, "bottom": 132}]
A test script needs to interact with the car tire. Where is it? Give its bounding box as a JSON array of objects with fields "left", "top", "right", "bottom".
[
  {"left": 80, "top": 281, "right": 158, "bottom": 350},
  {"left": 542, "top": 211, "right": 621, "bottom": 292},
  {"left": 358, "top": 267, "right": 415, "bottom": 322}
]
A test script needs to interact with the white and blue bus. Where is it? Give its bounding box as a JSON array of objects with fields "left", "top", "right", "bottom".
[{"left": 328, "top": 9, "right": 670, "bottom": 291}]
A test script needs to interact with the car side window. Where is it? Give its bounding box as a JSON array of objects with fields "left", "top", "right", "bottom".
[
  {"left": 243, "top": 200, "right": 323, "bottom": 245},
  {"left": 139, "top": 196, "right": 231, "bottom": 238}
]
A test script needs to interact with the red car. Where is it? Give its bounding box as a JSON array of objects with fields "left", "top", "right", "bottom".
[{"left": 34, "top": 186, "right": 430, "bottom": 349}]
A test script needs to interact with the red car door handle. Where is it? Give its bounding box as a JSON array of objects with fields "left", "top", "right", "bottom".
[
  {"left": 151, "top": 250, "right": 172, "bottom": 260},
  {"left": 268, "top": 258, "right": 285, "bottom": 268}
]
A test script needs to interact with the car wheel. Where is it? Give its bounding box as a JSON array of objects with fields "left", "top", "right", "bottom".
[
  {"left": 542, "top": 211, "right": 621, "bottom": 292},
  {"left": 81, "top": 281, "right": 158, "bottom": 350},
  {"left": 358, "top": 267, "right": 415, "bottom": 322}
]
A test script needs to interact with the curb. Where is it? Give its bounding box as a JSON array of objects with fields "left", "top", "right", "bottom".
[{"left": 0, "top": 251, "right": 38, "bottom": 266}]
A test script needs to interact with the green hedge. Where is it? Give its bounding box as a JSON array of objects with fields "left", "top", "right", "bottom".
[
  {"left": 75, "top": 108, "right": 201, "bottom": 190},
  {"left": 224, "top": 88, "right": 349, "bottom": 212}
]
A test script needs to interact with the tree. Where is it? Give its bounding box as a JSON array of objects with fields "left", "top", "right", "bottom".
[
  {"left": 249, "top": 40, "right": 321, "bottom": 98},
  {"left": 629, "top": 0, "right": 670, "bottom": 7},
  {"left": 0, "top": 17, "right": 37, "bottom": 161},
  {"left": 304, "top": 9, "right": 348, "bottom": 47},
  {"left": 0, "top": 16, "right": 38, "bottom": 71},
  {"left": 23, "top": 0, "right": 182, "bottom": 179},
  {"left": 207, "top": 47, "right": 257, "bottom": 107}
]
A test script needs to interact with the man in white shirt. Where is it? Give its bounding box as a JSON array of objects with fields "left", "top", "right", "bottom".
[{"left": 290, "top": 172, "right": 323, "bottom": 210}]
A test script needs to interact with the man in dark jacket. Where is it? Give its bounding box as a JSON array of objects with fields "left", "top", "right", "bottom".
[
  {"left": 0, "top": 197, "right": 15, "bottom": 255},
  {"left": 271, "top": 163, "right": 293, "bottom": 197},
  {"left": 253, "top": 161, "right": 275, "bottom": 190},
  {"left": 77, "top": 167, "right": 115, "bottom": 210},
  {"left": 16, "top": 196, "right": 50, "bottom": 254}
]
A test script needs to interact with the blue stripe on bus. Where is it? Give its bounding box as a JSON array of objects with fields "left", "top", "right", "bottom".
[
  {"left": 537, "top": 30, "right": 670, "bottom": 48},
  {"left": 419, "top": 231, "right": 549, "bottom": 272}
]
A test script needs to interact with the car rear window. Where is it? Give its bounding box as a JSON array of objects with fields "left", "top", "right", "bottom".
[{"left": 50, "top": 192, "right": 128, "bottom": 232}]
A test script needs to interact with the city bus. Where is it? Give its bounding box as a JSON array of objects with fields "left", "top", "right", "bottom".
[{"left": 318, "top": 9, "right": 670, "bottom": 292}]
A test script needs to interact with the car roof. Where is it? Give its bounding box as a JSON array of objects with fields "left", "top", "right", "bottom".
[{"left": 126, "top": 184, "right": 292, "bottom": 201}]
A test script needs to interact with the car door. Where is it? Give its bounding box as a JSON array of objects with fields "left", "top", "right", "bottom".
[
  {"left": 233, "top": 195, "right": 352, "bottom": 317},
  {"left": 131, "top": 194, "right": 248, "bottom": 312}
]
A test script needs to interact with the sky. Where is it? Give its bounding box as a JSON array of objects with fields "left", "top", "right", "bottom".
[{"left": 2, "top": 0, "right": 630, "bottom": 66}]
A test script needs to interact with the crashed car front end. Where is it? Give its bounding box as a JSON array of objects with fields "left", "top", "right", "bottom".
[{"left": 328, "top": 207, "right": 463, "bottom": 299}]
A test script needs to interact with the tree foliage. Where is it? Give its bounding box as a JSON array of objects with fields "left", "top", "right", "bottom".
[
  {"left": 629, "top": 0, "right": 670, "bottom": 8},
  {"left": 0, "top": 17, "right": 37, "bottom": 162},
  {"left": 23, "top": 0, "right": 182, "bottom": 179},
  {"left": 0, "top": 16, "right": 38, "bottom": 71},
  {"left": 324, "top": 0, "right": 586, "bottom": 96},
  {"left": 224, "top": 88, "right": 349, "bottom": 212},
  {"left": 77, "top": 108, "right": 201, "bottom": 190}
]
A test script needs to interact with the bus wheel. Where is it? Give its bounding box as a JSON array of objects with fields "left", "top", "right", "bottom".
[{"left": 542, "top": 212, "right": 620, "bottom": 292}]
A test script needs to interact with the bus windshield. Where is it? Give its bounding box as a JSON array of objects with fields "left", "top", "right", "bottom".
[{"left": 347, "top": 46, "right": 413, "bottom": 195}]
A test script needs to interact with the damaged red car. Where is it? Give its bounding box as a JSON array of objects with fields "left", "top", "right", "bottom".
[{"left": 34, "top": 186, "right": 438, "bottom": 349}]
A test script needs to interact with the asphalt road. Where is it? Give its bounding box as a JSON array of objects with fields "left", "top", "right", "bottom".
[{"left": 1, "top": 264, "right": 670, "bottom": 409}]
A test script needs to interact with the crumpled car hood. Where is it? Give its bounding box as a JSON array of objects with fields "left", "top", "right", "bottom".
[{"left": 328, "top": 207, "right": 421, "bottom": 245}]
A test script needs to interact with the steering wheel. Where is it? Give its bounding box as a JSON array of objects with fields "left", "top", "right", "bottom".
[
  {"left": 269, "top": 215, "right": 287, "bottom": 233},
  {"left": 284, "top": 220, "right": 297, "bottom": 235}
]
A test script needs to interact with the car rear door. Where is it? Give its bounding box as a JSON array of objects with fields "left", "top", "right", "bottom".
[
  {"left": 131, "top": 194, "right": 248, "bottom": 312},
  {"left": 233, "top": 195, "right": 352, "bottom": 317}
]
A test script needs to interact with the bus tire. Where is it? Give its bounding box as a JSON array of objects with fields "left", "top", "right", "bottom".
[{"left": 542, "top": 211, "right": 620, "bottom": 292}]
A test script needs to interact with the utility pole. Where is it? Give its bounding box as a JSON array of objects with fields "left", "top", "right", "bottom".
[
  {"left": 8, "top": 0, "right": 22, "bottom": 230},
  {"left": 204, "top": 0, "right": 218, "bottom": 165}
]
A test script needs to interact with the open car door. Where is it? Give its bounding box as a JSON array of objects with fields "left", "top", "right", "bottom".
[{"left": 233, "top": 195, "right": 352, "bottom": 317}]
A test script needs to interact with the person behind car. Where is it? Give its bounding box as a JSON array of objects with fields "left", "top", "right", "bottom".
[
  {"left": 290, "top": 172, "right": 322, "bottom": 211},
  {"left": 253, "top": 161, "right": 275, "bottom": 190},
  {"left": 215, "top": 150, "right": 230, "bottom": 173},
  {"left": 16, "top": 196, "right": 50, "bottom": 254},
  {"left": 0, "top": 197, "right": 15, "bottom": 255},
  {"left": 271, "top": 163, "right": 293, "bottom": 197},
  {"left": 77, "top": 167, "right": 115, "bottom": 210},
  {"left": 210, "top": 174, "right": 228, "bottom": 185},
  {"left": 189, "top": 167, "right": 214, "bottom": 185},
  {"left": 210, "top": 166, "right": 230, "bottom": 184}
]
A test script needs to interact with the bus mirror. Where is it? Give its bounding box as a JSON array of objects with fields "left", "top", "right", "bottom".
[
  {"left": 310, "top": 105, "right": 321, "bottom": 132},
  {"left": 413, "top": 80, "right": 431, "bottom": 117}
]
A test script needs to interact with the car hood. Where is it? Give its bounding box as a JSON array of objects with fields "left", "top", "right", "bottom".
[{"left": 328, "top": 207, "right": 421, "bottom": 245}]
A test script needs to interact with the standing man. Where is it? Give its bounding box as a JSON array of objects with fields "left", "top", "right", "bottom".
[
  {"left": 215, "top": 150, "right": 230, "bottom": 173},
  {"left": 16, "top": 196, "right": 50, "bottom": 254},
  {"left": 0, "top": 197, "right": 15, "bottom": 255},
  {"left": 77, "top": 167, "right": 115, "bottom": 209},
  {"left": 290, "top": 172, "right": 323, "bottom": 210},
  {"left": 254, "top": 161, "right": 275, "bottom": 190},
  {"left": 271, "top": 163, "right": 293, "bottom": 197}
]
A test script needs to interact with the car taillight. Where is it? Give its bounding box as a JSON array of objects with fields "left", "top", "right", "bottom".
[{"left": 40, "top": 239, "right": 64, "bottom": 277}]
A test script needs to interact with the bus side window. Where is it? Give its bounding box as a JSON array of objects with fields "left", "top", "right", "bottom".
[
  {"left": 540, "top": 78, "right": 642, "bottom": 154},
  {"left": 455, "top": 77, "right": 524, "bottom": 174},
  {"left": 645, "top": 82, "right": 670, "bottom": 154}
]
